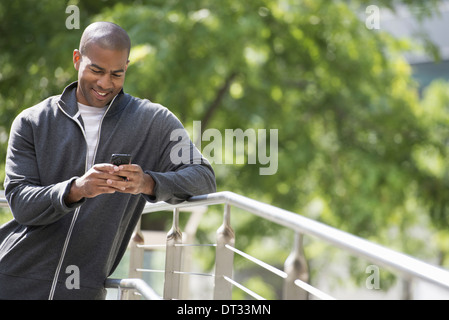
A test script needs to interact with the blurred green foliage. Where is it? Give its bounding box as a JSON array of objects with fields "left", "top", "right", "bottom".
[{"left": 1, "top": 0, "right": 449, "bottom": 297}]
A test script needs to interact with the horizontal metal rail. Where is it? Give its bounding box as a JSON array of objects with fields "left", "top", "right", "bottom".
[
  {"left": 224, "top": 244, "right": 334, "bottom": 300},
  {"left": 104, "top": 278, "right": 161, "bottom": 300},
  {"left": 142, "top": 191, "right": 449, "bottom": 292}
]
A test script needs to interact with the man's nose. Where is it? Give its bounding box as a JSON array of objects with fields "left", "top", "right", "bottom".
[{"left": 97, "top": 74, "right": 113, "bottom": 90}]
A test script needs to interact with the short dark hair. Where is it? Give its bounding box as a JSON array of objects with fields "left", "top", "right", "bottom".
[{"left": 79, "top": 21, "right": 131, "bottom": 57}]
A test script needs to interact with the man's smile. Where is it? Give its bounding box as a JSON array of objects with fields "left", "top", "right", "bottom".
[{"left": 92, "top": 88, "right": 110, "bottom": 99}]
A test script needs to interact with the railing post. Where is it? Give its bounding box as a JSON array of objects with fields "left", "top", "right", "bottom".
[
  {"left": 125, "top": 218, "right": 145, "bottom": 300},
  {"left": 163, "top": 208, "right": 183, "bottom": 300},
  {"left": 180, "top": 206, "right": 207, "bottom": 299},
  {"left": 283, "top": 232, "right": 309, "bottom": 300},
  {"left": 214, "top": 204, "right": 235, "bottom": 299}
]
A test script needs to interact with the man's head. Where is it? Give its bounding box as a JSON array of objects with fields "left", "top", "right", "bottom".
[{"left": 73, "top": 22, "right": 131, "bottom": 108}]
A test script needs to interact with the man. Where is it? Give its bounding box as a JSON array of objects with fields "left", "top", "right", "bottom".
[{"left": 0, "top": 22, "right": 216, "bottom": 299}]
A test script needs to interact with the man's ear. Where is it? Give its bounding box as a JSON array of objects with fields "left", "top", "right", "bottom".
[{"left": 73, "top": 49, "right": 81, "bottom": 70}]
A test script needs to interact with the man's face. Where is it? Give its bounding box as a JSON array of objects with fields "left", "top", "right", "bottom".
[{"left": 73, "top": 44, "right": 129, "bottom": 108}]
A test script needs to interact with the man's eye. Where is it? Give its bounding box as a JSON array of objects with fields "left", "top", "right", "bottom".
[
  {"left": 112, "top": 74, "right": 122, "bottom": 78},
  {"left": 92, "top": 69, "right": 102, "bottom": 74}
]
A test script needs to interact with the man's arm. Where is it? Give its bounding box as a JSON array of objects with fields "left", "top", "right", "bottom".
[
  {"left": 143, "top": 117, "right": 217, "bottom": 204},
  {"left": 4, "top": 113, "right": 84, "bottom": 226}
]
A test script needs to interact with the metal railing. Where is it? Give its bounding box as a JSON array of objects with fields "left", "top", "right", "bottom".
[
  {"left": 104, "top": 278, "right": 162, "bottom": 300},
  {"left": 126, "top": 191, "right": 449, "bottom": 300},
  {"left": 2, "top": 190, "right": 449, "bottom": 299}
]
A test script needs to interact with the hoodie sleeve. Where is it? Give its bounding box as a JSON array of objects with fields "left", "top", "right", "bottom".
[
  {"left": 4, "top": 112, "right": 84, "bottom": 226},
  {"left": 142, "top": 107, "right": 216, "bottom": 204}
]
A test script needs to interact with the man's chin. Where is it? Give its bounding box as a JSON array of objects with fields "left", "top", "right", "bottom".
[{"left": 87, "top": 96, "right": 112, "bottom": 108}]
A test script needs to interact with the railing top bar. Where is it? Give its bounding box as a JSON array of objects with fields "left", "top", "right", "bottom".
[
  {"left": 143, "top": 191, "right": 449, "bottom": 290},
  {"left": 142, "top": 197, "right": 222, "bottom": 212}
]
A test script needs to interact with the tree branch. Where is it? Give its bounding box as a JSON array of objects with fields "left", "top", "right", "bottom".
[{"left": 200, "top": 71, "right": 238, "bottom": 133}]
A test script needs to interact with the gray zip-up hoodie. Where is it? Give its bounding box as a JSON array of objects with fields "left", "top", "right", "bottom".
[{"left": 0, "top": 82, "right": 216, "bottom": 299}]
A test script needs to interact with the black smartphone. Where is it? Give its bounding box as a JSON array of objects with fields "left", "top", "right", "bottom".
[
  {"left": 110, "top": 153, "right": 132, "bottom": 166},
  {"left": 110, "top": 154, "right": 132, "bottom": 180}
]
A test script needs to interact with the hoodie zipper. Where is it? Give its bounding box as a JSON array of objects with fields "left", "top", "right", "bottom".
[{"left": 48, "top": 95, "right": 118, "bottom": 300}]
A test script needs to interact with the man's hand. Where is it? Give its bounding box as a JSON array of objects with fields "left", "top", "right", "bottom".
[
  {"left": 64, "top": 163, "right": 155, "bottom": 205},
  {"left": 112, "top": 164, "right": 155, "bottom": 195}
]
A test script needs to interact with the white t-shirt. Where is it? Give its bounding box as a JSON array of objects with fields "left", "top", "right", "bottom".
[{"left": 77, "top": 102, "right": 107, "bottom": 169}]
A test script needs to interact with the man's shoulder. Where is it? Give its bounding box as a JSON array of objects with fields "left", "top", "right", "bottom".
[
  {"left": 124, "top": 94, "right": 183, "bottom": 129},
  {"left": 126, "top": 94, "right": 174, "bottom": 117},
  {"left": 14, "top": 95, "right": 61, "bottom": 123},
  {"left": 127, "top": 94, "right": 166, "bottom": 109}
]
